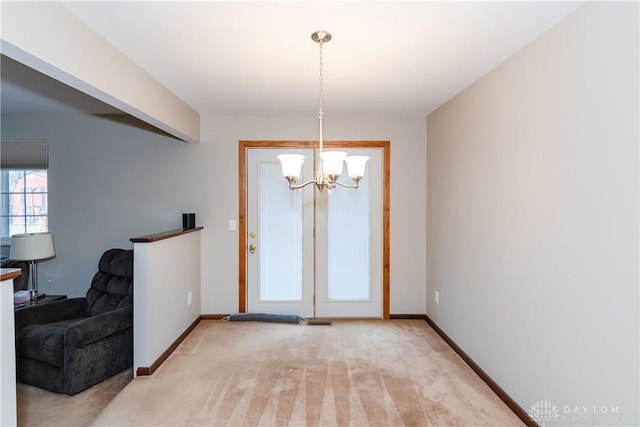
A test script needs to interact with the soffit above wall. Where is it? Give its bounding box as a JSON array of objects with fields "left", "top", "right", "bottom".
[
  {"left": 1, "top": 55, "right": 122, "bottom": 115},
  {"left": 1, "top": 1, "right": 200, "bottom": 143}
]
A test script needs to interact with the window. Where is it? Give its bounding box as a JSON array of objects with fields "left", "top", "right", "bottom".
[
  {"left": 0, "top": 140, "right": 49, "bottom": 239},
  {"left": 1, "top": 170, "right": 48, "bottom": 238}
]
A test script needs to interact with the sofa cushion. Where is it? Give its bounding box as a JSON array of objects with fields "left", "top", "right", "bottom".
[
  {"left": 86, "top": 249, "right": 133, "bottom": 316},
  {"left": 98, "top": 249, "right": 133, "bottom": 278},
  {"left": 86, "top": 275, "right": 132, "bottom": 315},
  {"left": 16, "top": 319, "right": 79, "bottom": 367}
]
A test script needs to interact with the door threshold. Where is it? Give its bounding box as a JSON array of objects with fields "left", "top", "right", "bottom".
[{"left": 307, "top": 319, "right": 333, "bottom": 326}]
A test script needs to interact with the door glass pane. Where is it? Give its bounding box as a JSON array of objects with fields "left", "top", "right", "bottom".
[
  {"left": 327, "top": 164, "right": 370, "bottom": 300},
  {"left": 259, "top": 162, "right": 303, "bottom": 301}
]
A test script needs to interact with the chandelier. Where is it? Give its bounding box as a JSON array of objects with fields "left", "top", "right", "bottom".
[{"left": 278, "top": 31, "right": 368, "bottom": 192}]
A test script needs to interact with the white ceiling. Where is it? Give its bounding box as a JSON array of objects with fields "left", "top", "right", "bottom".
[{"left": 3, "top": 1, "right": 583, "bottom": 117}]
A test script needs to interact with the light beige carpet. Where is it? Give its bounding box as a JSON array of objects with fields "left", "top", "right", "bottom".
[
  {"left": 91, "top": 319, "right": 524, "bottom": 426},
  {"left": 17, "top": 368, "right": 132, "bottom": 426}
]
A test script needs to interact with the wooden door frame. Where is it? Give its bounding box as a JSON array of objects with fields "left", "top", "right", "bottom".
[{"left": 238, "top": 140, "right": 391, "bottom": 319}]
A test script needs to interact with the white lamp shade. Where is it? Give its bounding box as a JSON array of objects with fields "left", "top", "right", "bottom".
[
  {"left": 319, "top": 151, "right": 347, "bottom": 176},
  {"left": 345, "top": 156, "right": 369, "bottom": 179},
  {"left": 277, "top": 154, "right": 305, "bottom": 179},
  {"left": 10, "top": 232, "right": 55, "bottom": 261}
]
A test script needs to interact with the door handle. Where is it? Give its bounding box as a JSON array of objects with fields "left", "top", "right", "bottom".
[{"left": 249, "top": 244, "right": 256, "bottom": 254}]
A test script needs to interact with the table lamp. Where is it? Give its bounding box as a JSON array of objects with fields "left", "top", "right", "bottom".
[{"left": 10, "top": 232, "right": 55, "bottom": 300}]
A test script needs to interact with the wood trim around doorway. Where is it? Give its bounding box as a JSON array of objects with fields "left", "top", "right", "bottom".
[{"left": 238, "top": 140, "right": 391, "bottom": 319}]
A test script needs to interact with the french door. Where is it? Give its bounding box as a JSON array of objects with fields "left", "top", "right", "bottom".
[
  {"left": 246, "top": 148, "right": 315, "bottom": 316},
  {"left": 241, "top": 142, "right": 388, "bottom": 319}
]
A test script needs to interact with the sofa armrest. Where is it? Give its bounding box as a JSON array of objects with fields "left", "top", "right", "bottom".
[
  {"left": 65, "top": 306, "right": 132, "bottom": 348},
  {"left": 14, "top": 298, "right": 87, "bottom": 332}
]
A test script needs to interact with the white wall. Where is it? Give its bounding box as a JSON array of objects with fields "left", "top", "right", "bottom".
[
  {"left": 427, "top": 2, "right": 639, "bottom": 424},
  {"left": 0, "top": 275, "right": 18, "bottom": 426},
  {"left": 200, "top": 114, "right": 427, "bottom": 315},
  {"left": 1, "top": 113, "right": 427, "bottom": 316},
  {"left": 133, "top": 229, "right": 201, "bottom": 375}
]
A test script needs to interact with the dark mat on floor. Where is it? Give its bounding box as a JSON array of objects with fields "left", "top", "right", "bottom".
[{"left": 223, "top": 313, "right": 301, "bottom": 323}]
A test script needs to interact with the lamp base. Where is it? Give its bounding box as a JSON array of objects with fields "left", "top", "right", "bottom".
[{"left": 30, "top": 290, "right": 46, "bottom": 301}]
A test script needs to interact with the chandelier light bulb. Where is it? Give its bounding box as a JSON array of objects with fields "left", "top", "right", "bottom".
[
  {"left": 277, "top": 154, "right": 305, "bottom": 180},
  {"left": 345, "top": 156, "right": 369, "bottom": 179},
  {"left": 319, "top": 151, "right": 347, "bottom": 176}
]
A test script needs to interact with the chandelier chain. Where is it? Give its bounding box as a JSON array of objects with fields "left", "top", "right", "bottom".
[{"left": 318, "top": 41, "right": 324, "bottom": 120}]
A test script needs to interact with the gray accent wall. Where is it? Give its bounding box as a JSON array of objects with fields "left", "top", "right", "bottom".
[
  {"left": 427, "top": 2, "right": 639, "bottom": 424},
  {"left": 1, "top": 114, "right": 204, "bottom": 297}
]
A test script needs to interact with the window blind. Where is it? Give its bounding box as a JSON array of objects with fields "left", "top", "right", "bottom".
[{"left": 0, "top": 140, "right": 48, "bottom": 169}]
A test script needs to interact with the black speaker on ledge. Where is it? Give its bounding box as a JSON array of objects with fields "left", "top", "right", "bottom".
[{"left": 182, "top": 213, "right": 196, "bottom": 229}]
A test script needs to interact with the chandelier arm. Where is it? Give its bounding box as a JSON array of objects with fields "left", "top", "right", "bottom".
[
  {"left": 333, "top": 180, "right": 360, "bottom": 189},
  {"left": 287, "top": 179, "right": 319, "bottom": 191}
]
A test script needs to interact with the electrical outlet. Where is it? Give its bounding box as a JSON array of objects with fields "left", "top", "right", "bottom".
[
  {"left": 435, "top": 291, "right": 439, "bottom": 305},
  {"left": 187, "top": 291, "right": 193, "bottom": 306}
]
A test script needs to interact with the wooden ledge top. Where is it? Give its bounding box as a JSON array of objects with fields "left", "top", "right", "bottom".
[
  {"left": 1, "top": 268, "right": 22, "bottom": 282},
  {"left": 130, "top": 226, "right": 203, "bottom": 243}
]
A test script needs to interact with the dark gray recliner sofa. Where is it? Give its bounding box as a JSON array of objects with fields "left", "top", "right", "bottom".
[{"left": 14, "top": 248, "right": 133, "bottom": 395}]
